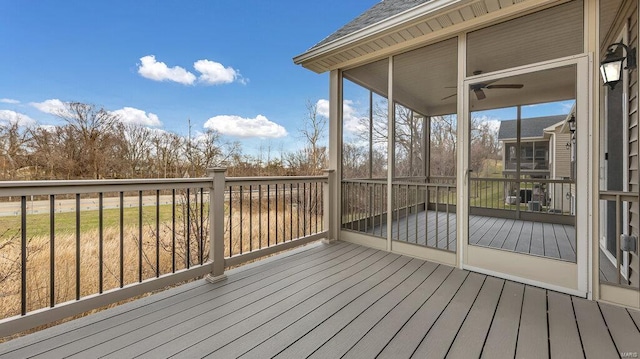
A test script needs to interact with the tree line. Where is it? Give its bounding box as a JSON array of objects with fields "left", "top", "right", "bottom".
[{"left": 0, "top": 101, "right": 328, "bottom": 180}]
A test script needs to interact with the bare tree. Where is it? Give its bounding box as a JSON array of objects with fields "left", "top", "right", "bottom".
[
  {"left": 294, "top": 100, "right": 327, "bottom": 175},
  {"left": 51, "top": 102, "right": 126, "bottom": 179},
  {"left": 122, "top": 124, "right": 153, "bottom": 177},
  {"left": 0, "top": 121, "right": 30, "bottom": 179}
]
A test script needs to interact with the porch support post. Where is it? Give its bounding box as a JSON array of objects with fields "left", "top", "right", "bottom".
[
  {"left": 206, "top": 167, "right": 227, "bottom": 283},
  {"left": 425, "top": 116, "right": 431, "bottom": 207},
  {"left": 456, "top": 34, "right": 468, "bottom": 269},
  {"left": 322, "top": 169, "right": 337, "bottom": 243},
  {"left": 328, "top": 69, "right": 342, "bottom": 241},
  {"left": 585, "top": 0, "right": 598, "bottom": 301},
  {"left": 386, "top": 56, "right": 395, "bottom": 252}
]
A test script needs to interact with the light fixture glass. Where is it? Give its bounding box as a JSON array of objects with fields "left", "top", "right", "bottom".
[{"left": 600, "top": 42, "right": 637, "bottom": 90}]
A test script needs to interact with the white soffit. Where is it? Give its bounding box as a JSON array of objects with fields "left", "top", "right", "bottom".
[{"left": 294, "top": 0, "right": 563, "bottom": 73}]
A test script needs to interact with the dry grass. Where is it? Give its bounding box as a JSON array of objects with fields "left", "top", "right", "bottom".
[
  {"left": 0, "top": 224, "right": 205, "bottom": 321},
  {"left": 0, "top": 205, "right": 325, "bottom": 323}
]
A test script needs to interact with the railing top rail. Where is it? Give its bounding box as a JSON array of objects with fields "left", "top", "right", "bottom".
[
  {"left": 0, "top": 178, "right": 213, "bottom": 196},
  {"left": 226, "top": 175, "right": 328, "bottom": 185},
  {"left": 392, "top": 180, "right": 456, "bottom": 188},
  {"left": 341, "top": 179, "right": 387, "bottom": 184},
  {"left": 470, "top": 177, "right": 574, "bottom": 184}
]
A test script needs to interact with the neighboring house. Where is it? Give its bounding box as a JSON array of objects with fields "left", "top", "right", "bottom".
[
  {"left": 294, "top": 0, "right": 639, "bottom": 310},
  {"left": 497, "top": 115, "right": 567, "bottom": 179},
  {"left": 498, "top": 114, "right": 575, "bottom": 212}
]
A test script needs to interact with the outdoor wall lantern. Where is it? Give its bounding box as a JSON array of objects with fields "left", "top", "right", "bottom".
[
  {"left": 568, "top": 115, "right": 576, "bottom": 134},
  {"left": 600, "top": 42, "right": 637, "bottom": 90}
]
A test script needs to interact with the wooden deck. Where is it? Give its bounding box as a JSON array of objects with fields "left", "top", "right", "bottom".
[
  {"left": 369, "top": 211, "right": 576, "bottom": 261},
  {"left": 1, "top": 241, "right": 639, "bottom": 359}
]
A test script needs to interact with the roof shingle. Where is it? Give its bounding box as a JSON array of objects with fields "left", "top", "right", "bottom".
[
  {"left": 497, "top": 115, "right": 566, "bottom": 140},
  {"left": 310, "top": 0, "right": 432, "bottom": 50}
]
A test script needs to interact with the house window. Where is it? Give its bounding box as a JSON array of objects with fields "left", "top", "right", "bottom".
[{"left": 504, "top": 142, "right": 549, "bottom": 171}]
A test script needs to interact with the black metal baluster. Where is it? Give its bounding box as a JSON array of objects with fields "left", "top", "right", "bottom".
[
  {"left": 76, "top": 193, "right": 81, "bottom": 300},
  {"left": 249, "top": 185, "right": 253, "bottom": 251},
  {"left": 186, "top": 188, "right": 191, "bottom": 266},
  {"left": 240, "top": 185, "right": 243, "bottom": 254},
  {"left": 267, "top": 184, "right": 271, "bottom": 247},
  {"left": 119, "top": 192, "right": 124, "bottom": 287},
  {"left": 228, "top": 186, "right": 232, "bottom": 256},
  {"left": 290, "top": 183, "right": 293, "bottom": 241},
  {"left": 275, "top": 184, "right": 278, "bottom": 244},
  {"left": 297, "top": 183, "right": 300, "bottom": 238},
  {"left": 172, "top": 189, "right": 176, "bottom": 273},
  {"left": 259, "top": 185, "right": 262, "bottom": 249},
  {"left": 156, "top": 190, "right": 160, "bottom": 277},
  {"left": 200, "top": 188, "right": 204, "bottom": 265},
  {"left": 49, "top": 195, "right": 55, "bottom": 308},
  {"left": 21, "top": 196, "right": 27, "bottom": 315},
  {"left": 139, "top": 191, "right": 143, "bottom": 281},
  {"left": 99, "top": 192, "right": 104, "bottom": 293}
]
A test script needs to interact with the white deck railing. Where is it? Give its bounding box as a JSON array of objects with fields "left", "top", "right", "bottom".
[{"left": 0, "top": 169, "right": 333, "bottom": 338}]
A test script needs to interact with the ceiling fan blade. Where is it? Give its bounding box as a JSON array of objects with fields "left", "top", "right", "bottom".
[
  {"left": 474, "top": 88, "right": 486, "bottom": 100},
  {"left": 441, "top": 93, "right": 457, "bottom": 100},
  {"left": 485, "top": 84, "right": 524, "bottom": 89}
]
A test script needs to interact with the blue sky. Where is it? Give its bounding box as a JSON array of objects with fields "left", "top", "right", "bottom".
[
  {"left": 0, "top": 0, "right": 378, "bottom": 154},
  {"left": 1, "top": 1, "right": 575, "bottom": 157}
]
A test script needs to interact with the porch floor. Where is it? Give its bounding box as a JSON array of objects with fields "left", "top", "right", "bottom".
[
  {"left": 1, "top": 241, "right": 639, "bottom": 359},
  {"left": 370, "top": 211, "right": 576, "bottom": 261}
]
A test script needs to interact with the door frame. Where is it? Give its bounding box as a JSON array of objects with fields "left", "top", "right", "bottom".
[{"left": 457, "top": 54, "right": 592, "bottom": 297}]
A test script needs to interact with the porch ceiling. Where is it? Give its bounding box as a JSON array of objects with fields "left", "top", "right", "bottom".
[
  {"left": 342, "top": 0, "right": 585, "bottom": 116},
  {"left": 300, "top": 0, "right": 622, "bottom": 116},
  {"left": 294, "top": 0, "right": 573, "bottom": 74}
]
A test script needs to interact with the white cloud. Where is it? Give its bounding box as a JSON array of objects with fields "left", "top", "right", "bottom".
[
  {"left": 137, "top": 55, "right": 196, "bottom": 85},
  {"left": 0, "top": 110, "right": 36, "bottom": 126},
  {"left": 0, "top": 98, "right": 19, "bottom": 104},
  {"left": 317, "top": 98, "right": 365, "bottom": 133},
  {"left": 30, "top": 99, "right": 70, "bottom": 116},
  {"left": 111, "top": 107, "right": 162, "bottom": 127},
  {"left": 473, "top": 115, "right": 501, "bottom": 133},
  {"left": 194, "top": 59, "right": 244, "bottom": 85},
  {"left": 204, "top": 114, "right": 287, "bottom": 138},
  {"left": 38, "top": 124, "right": 57, "bottom": 132}
]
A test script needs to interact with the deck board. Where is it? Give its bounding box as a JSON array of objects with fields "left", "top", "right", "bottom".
[
  {"left": 599, "top": 302, "right": 640, "bottom": 355},
  {"left": 572, "top": 297, "right": 620, "bottom": 359},
  {"left": 547, "top": 291, "right": 584, "bottom": 359},
  {"left": 341, "top": 265, "right": 454, "bottom": 359},
  {"left": 374, "top": 210, "right": 576, "bottom": 261},
  {"left": 515, "top": 286, "right": 548, "bottom": 359},
  {"left": 412, "top": 272, "right": 486, "bottom": 358},
  {"left": 481, "top": 281, "right": 524, "bottom": 358},
  {"left": 305, "top": 261, "right": 439, "bottom": 359},
  {"left": 270, "top": 259, "right": 426, "bottom": 359},
  {"left": 108, "top": 249, "right": 392, "bottom": 359},
  {"left": 1, "top": 241, "right": 638, "bottom": 359},
  {"left": 5, "top": 242, "right": 355, "bottom": 358},
  {"left": 446, "top": 276, "right": 504, "bottom": 358},
  {"left": 56, "top": 246, "right": 381, "bottom": 358},
  {"left": 376, "top": 269, "right": 469, "bottom": 358},
  {"left": 217, "top": 254, "right": 414, "bottom": 358}
]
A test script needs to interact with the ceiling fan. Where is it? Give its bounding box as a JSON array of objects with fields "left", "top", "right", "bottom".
[{"left": 441, "top": 71, "right": 524, "bottom": 100}]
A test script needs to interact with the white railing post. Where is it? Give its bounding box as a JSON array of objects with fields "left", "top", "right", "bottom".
[
  {"left": 322, "top": 169, "right": 337, "bottom": 243},
  {"left": 206, "top": 168, "right": 227, "bottom": 283}
]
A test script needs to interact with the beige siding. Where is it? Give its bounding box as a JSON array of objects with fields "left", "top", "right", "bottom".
[{"left": 554, "top": 133, "right": 572, "bottom": 178}]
